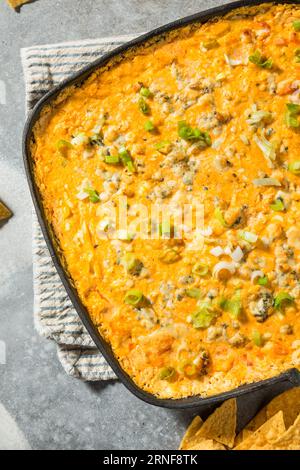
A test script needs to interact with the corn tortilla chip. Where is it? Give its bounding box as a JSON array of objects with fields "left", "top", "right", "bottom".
[
  {"left": 266, "top": 387, "right": 300, "bottom": 429},
  {"left": 245, "top": 387, "right": 300, "bottom": 433},
  {"left": 234, "top": 411, "right": 285, "bottom": 450},
  {"left": 244, "top": 407, "right": 267, "bottom": 432},
  {"left": 0, "top": 201, "right": 12, "bottom": 221},
  {"left": 271, "top": 413, "right": 300, "bottom": 450},
  {"left": 234, "top": 429, "right": 253, "bottom": 447},
  {"left": 179, "top": 416, "right": 203, "bottom": 450},
  {"left": 197, "top": 398, "right": 237, "bottom": 448},
  {"left": 187, "top": 439, "right": 226, "bottom": 451},
  {"left": 6, "top": 0, "right": 31, "bottom": 9}
]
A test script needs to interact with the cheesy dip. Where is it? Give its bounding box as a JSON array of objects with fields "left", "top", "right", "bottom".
[{"left": 32, "top": 3, "right": 300, "bottom": 399}]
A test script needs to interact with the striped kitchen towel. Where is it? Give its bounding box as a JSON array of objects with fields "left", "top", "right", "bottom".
[{"left": 21, "top": 35, "right": 138, "bottom": 381}]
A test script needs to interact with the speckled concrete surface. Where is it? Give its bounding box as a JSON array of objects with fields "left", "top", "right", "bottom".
[{"left": 0, "top": 0, "right": 297, "bottom": 450}]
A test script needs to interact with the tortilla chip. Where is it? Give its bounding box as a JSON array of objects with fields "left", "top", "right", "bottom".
[
  {"left": 244, "top": 407, "right": 267, "bottom": 432},
  {"left": 0, "top": 201, "right": 12, "bottom": 221},
  {"left": 271, "top": 413, "right": 300, "bottom": 450},
  {"left": 234, "top": 411, "right": 285, "bottom": 450},
  {"left": 187, "top": 439, "right": 226, "bottom": 451},
  {"left": 245, "top": 387, "right": 300, "bottom": 433},
  {"left": 234, "top": 429, "right": 253, "bottom": 447},
  {"left": 6, "top": 0, "right": 31, "bottom": 9},
  {"left": 179, "top": 416, "right": 203, "bottom": 450},
  {"left": 197, "top": 398, "right": 237, "bottom": 448},
  {"left": 266, "top": 387, "right": 300, "bottom": 429}
]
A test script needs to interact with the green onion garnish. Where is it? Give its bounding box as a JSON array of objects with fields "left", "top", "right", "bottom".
[
  {"left": 138, "top": 97, "right": 150, "bottom": 115},
  {"left": 158, "top": 366, "right": 176, "bottom": 381},
  {"left": 84, "top": 187, "right": 100, "bottom": 203},
  {"left": 270, "top": 198, "right": 285, "bottom": 212},
  {"left": 285, "top": 103, "right": 300, "bottom": 128},
  {"left": 295, "top": 49, "right": 300, "bottom": 63},
  {"left": 293, "top": 20, "right": 300, "bottom": 32},
  {"left": 178, "top": 121, "right": 211, "bottom": 147},
  {"left": 140, "top": 87, "right": 152, "bottom": 98},
  {"left": 56, "top": 139, "right": 73, "bottom": 154},
  {"left": 249, "top": 50, "right": 273, "bottom": 69},
  {"left": 239, "top": 231, "right": 258, "bottom": 243},
  {"left": 144, "top": 120, "right": 156, "bottom": 132},
  {"left": 105, "top": 154, "right": 120, "bottom": 164},
  {"left": 192, "top": 262, "right": 209, "bottom": 277},
  {"left": 252, "top": 330, "right": 263, "bottom": 347},
  {"left": 124, "top": 289, "right": 144, "bottom": 307},
  {"left": 220, "top": 291, "right": 242, "bottom": 319},
  {"left": 154, "top": 140, "right": 172, "bottom": 154},
  {"left": 288, "top": 161, "right": 300, "bottom": 175},
  {"left": 257, "top": 276, "right": 268, "bottom": 286},
  {"left": 191, "top": 302, "right": 216, "bottom": 329},
  {"left": 214, "top": 207, "right": 228, "bottom": 227},
  {"left": 274, "top": 292, "right": 294, "bottom": 311},
  {"left": 185, "top": 288, "right": 202, "bottom": 299},
  {"left": 121, "top": 253, "right": 142, "bottom": 274},
  {"left": 119, "top": 147, "right": 136, "bottom": 172}
]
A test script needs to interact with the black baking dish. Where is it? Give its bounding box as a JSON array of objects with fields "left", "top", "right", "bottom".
[{"left": 23, "top": 0, "right": 300, "bottom": 409}]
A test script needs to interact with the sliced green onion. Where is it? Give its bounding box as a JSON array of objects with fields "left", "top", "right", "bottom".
[
  {"left": 295, "top": 48, "right": 300, "bottom": 63},
  {"left": 138, "top": 97, "right": 150, "bottom": 115},
  {"left": 56, "top": 139, "right": 73, "bottom": 154},
  {"left": 214, "top": 207, "right": 227, "bottom": 227},
  {"left": 293, "top": 20, "right": 300, "bottom": 32},
  {"left": 121, "top": 253, "right": 142, "bottom": 274},
  {"left": 84, "top": 187, "right": 100, "bottom": 203},
  {"left": 239, "top": 231, "right": 258, "bottom": 243},
  {"left": 249, "top": 50, "right": 273, "bottom": 69},
  {"left": 144, "top": 120, "right": 156, "bottom": 132},
  {"left": 119, "top": 147, "right": 136, "bottom": 172},
  {"left": 220, "top": 291, "right": 242, "bottom": 319},
  {"left": 253, "top": 134, "right": 277, "bottom": 163},
  {"left": 253, "top": 177, "right": 281, "bottom": 187},
  {"left": 191, "top": 302, "right": 216, "bottom": 329},
  {"left": 124, "top": 289, "right": 144, "bottom": 307},
  {"left": 258, "top": 275, "right": 268, "bottom": 286},
  {"left": 185, "top": 288, "right": 202, "bottom": 299},
  {"left": 140, "top": 87, "right": 152, "bottom": 98},
  {"left": 274, "top": 292, "right": 294, "bottom": 311},
  {"left": 285, "top": 103, "right": 300, "bottom": 128},
  {"left": 192, "top": 262, "right": 209, "bottom": 277},
  {"left": 252, "top": 330, "right": 263, "bottom": 347},
  {"left": 154, "top": 140, "right": 172, "bottom": 154},
  {"left": 270, "top": 198, "right": 285, "bottom": 212},
  {"left": 288, "top": 161, "right": 300, "bottom": 175},
  {"left": 158, "top": 366, "right": 176, "bottom": 381},
  {"left": 178, "top": 121, "right": 211, "bottom": 148},
  {"left": 105, "top": 154, "right": 120, "bottom": 164},
  {"left": 247, "top": 110, "right": 272, "bottom": 126}
]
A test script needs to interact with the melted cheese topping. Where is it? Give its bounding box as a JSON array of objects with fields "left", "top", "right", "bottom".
[{"left": 32, "top": 3, "right": 300, "bottom": 399}]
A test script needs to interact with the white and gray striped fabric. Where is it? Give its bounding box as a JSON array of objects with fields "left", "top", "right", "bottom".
[{"left": 21, "top": 36, "right": 138, "bottom": 381}]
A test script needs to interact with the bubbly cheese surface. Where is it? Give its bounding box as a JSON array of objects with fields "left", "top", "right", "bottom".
[{"left": 32, "top": 3, "right": 300, "bottom": 398}]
